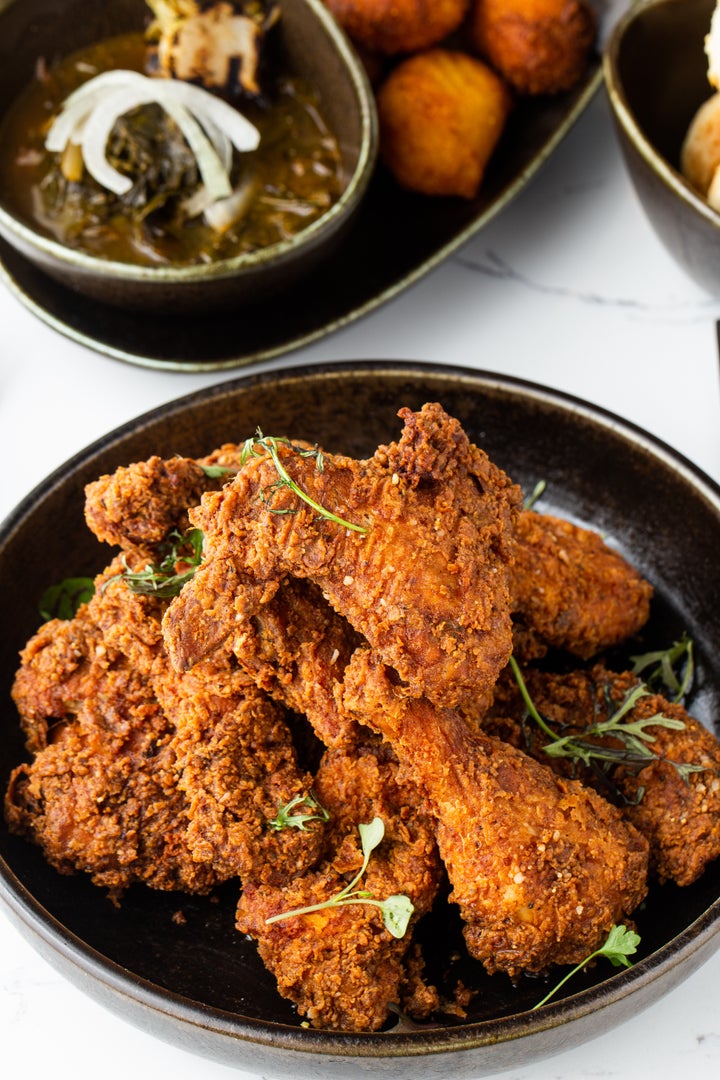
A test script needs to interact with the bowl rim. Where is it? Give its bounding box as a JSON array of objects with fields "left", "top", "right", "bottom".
[
  {"left": 603, "top": 0, "right": 720, "bottom": 231},
  {"left": 0, "top": 0, "right": 379, "bottom": 284},
  {"left": 2, "top": 358, "right": 720, "bottom": 1060}
]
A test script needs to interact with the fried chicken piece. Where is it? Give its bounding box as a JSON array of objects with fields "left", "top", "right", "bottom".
[
  {"left": 342, "top": 648, "right": 648, "bottom": 977},
  {"left": 6, "top": 557, "right": 323, "bottom": 896},
  {"left": 488, "top": 664, "right": 720, "bottom": 886},
  {"left": 236, "top": 741, "right": 443, "bottom": 1030},
  {"left": 510, "top": 510, "right": 653, "bottom": 660},
  {"left": 467, "top": 0, "right": 596, "bottom": 95},
  {"left": 324, "top": 0, "right": 470, "bottom": 55},
  {"left": 172, "top": 403, "right": 521, "bottom": 717},
  {"left": 84, "top": 446, "right": 241, "bottom": 557},
  {"left": 377, "top": 49, "right": 512, "bottom": 198},
  {"left": 6, "top": 566, "right": 217, "bottom": 898}
]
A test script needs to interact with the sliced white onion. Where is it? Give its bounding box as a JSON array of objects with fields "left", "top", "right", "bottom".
[
  {"left": 79, "top": 85, "right": 161, "bottom": 194},
  {"left": 44, "top": 69, "right": 259, "bottom": 213},
  {"left": 203, "top": 173, "right": 257, "bottom": 232},
  {"left": 159, "top": 97, "right": 232, "bottom": 200}
]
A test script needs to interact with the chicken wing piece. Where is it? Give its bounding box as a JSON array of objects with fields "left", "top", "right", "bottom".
[
  {"left": 236, "top": 741, "right": 443, "bottom": 1030},
  {"left": 6, "top": 556, "right": 323, "bottom": 897},
  {"left": 511, "top": 510, "right": 653, "bottom": 661},
  {"left": 84, "top": 445, "right": 242, "bottom": 556},
  {"left": 6, "top": 567, "right": 217, "bottom": 899},
  {"left": 154, "top": 652, "right": 324, "bottom": 886},
  {"left": 488, "top": 663, "right": 720, "bottom": 886},
  {"left": 185, "top": 403, "right": 521, "bottom": 715},
  {"left": 342, "top": 648, "right": 648, "bottom": 977}
]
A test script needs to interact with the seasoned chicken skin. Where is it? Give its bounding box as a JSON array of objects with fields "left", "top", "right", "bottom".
[
  {"left": 173, "top": 403, "right": 522, "bottom": 716},
  {"left": 488, "top": 664, "right": 720, "bottom": 886},
  {"left": 237, "top": 741, "right": 442, "bottom": 1031},
  {"left": 511, "top": 510, "right": 653, "bottom": 660},
  {"left": 7, "top": 554, "right": 322, "bottom": 898},
  {"left": 342, "top": 648, "right": 649, "bottom": 976}
]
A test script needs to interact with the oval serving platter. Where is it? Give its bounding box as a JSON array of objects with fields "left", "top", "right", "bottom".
[
  {"left": 0, "top": 8, "right": 604, "bottom": 371},
  {"left": 1, "top": 360, "right": 720, "bottom": 1078}
]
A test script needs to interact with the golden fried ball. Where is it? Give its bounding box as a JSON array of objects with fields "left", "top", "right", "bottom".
[
  {"left": 324, "top": 0, "right": 471, "bottom": 56},
  {"left": 467, "top": 0, "right": 596, "bottom": 95},
  {"left": 376, "top": 49, "right": 512, "bottom": 198}
]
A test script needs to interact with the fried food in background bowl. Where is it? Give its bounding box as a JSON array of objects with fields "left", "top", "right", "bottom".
[
  {"left": 376, "top": 49, "right": 511, "bottom": 197},
  {"left": 324, "top": 0, "right": 471, "bottom": 54},
  {"left": 466, "top": 0, "right": 597, "bottom": 95},
  {"left": 323, "top": 0, "right": 598, "bottom": 199}
]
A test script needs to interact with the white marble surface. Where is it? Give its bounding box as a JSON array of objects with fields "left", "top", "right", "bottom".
[{"left": 3, "top": 82, "right": 720, "bottom": 1079}]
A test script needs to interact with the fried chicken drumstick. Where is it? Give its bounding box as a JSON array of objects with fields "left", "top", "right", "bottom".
[
  {"left": 488, "top": 663, "right": 720, "bottom": 886},
  {"left": 342, "top": 648, "right": 648, "bottom": 976}
]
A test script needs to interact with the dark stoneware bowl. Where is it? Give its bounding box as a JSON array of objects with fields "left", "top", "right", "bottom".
[
  {"left": 604, "top": 0, "right": 720, "bottom": 295},
  {"left": 2, "top": 361, "right": 720, "bottom": 1076},
  {"left": 0, "top": 0, "right": 377, "bottom": 313}
]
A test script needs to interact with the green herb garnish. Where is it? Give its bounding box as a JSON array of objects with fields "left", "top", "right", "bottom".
[
  {"left": 265, "top": 817, "right": 414, "bottom": 939},
  {"left": 199, "top": 463, "right": 237, "bottom": 479},
  {"left": 105, "top": 527, "right": 204, "bottom": 598},
  {"left": 240, "top": 429, "right": 368, "bottom": 535},
  {"left": 267, "top": 792, "right": 329, "bottom": 832},
  {"left": 532, "top": 924, "right": 641, "bottom": 1010},
  {"left": 523, "top": 479, "right": 546, "bottom": 511},
  {"left": 631, "top": 633, "right": 694, "bottom": 703},
  {"left": 509, "top": 656, "right": 708, "bottom": 789},
  {"left": 39, "top": 576, "right": 95, "bottom": 621}
]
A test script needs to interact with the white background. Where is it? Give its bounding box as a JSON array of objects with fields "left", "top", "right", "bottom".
[{"left": 2, "top": 52, "right": 720, "bottom": 1080}]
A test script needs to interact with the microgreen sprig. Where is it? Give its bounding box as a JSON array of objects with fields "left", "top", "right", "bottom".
[
  {"left": 267, "top": 792, "right": 329, "bottom": 832},
  {"left": 532, "top": 924, "right": 641, "bottom": 1010},
  {"left": 508, "top": 657, "right": 707, "bottom": 788},
  {"left": 522, "top": 479, "right": 546, "bottom": 511},
  {"left": 39, "top": 576, "right": 95, "bottom": 621},
  {"left": 199, "top": 463, "right": 237, "bottom": 479},
  {"left": 631, "top": 633, "right": 694, "bottom": 703},
  {"left": 264, "top": 817, "right": 414, "bottom": 939},
  {"left": 105, "top": 527, "right": 204, "bottom": 598},
  {"left": 240, "top": 429, "right": 368, "bottom": 535}
]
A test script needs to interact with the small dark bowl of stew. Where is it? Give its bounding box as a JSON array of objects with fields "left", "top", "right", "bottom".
[{"left": 0, "top": 0, "right": 378, "bottom": 312}]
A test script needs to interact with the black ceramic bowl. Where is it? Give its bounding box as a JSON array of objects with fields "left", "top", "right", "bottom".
[
  {"left": 604, "top": 0, "right": 720, "bottom": 295},
  {"left": 0, "top": 0, "right": 377, "bottom": 313},
  {"left": 2, "top": 361, "right": 720, "bottom": 1078}
]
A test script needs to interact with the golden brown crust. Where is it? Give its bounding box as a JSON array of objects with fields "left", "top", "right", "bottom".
[
  {"left": 342, "top": 649, "right": 649, "bottom": 976},
  {"left": 488, "top": 664, "right": 720, "bottom": 886},
  {"left": 325, "top": 0, "right": 470, "bottom": 55},
  {"left": 511, "top": 510, "right": 653, "bottom": 660},
  {"left": 376, "top": 48, "right": 512, "bottom": 198},
  {"left": 467, "top": 0, "right": 596, "bottom": 95},
  {"left": 173, "top": 403, "right": 522, "bottom": 716},
  {"left": 236, "top": 743, "right": 442, "bottom": 1030}
]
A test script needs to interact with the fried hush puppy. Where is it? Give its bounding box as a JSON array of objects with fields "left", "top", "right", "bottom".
[
  {"left": 324, "top": 0, "right": 470, "bottom": 55},
  {"left": 376, "top": 49, "right": 511, "bottom": 198},
  {"left": 467, "top": 0, "right": 596, "bottom": 95}
]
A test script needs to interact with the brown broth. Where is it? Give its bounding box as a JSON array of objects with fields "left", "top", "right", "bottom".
[{"left": 0, "top": 33, "right": 344, "bottom": 267}]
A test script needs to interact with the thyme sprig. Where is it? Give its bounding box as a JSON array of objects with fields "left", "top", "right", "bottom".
[
  {"left": 532, "top": 924, "right": 641, "bottom": 1010},
  {"left": 240, "top": 429, "right": 368, "bottom": 535},
  {"left": 508, "top": 657, "right": 707, "bottom": 788},
  {"left": 265, "top": 817, "right": 414, "bottom": 939},
  {"left": 631, "top": 633, "right": 694, "bottom": 703},
  {"left": 105, "top": 527, "right": 204, "bottom": 598},
  {"left": 267, "top": 792, "right": 329, "bottom": 832}
]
